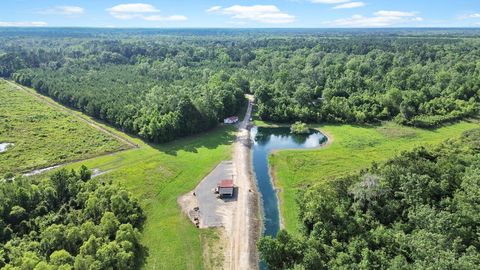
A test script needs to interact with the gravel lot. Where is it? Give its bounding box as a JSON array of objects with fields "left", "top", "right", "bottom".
[{"left": 196, "top": 160, "right": 236, "bottom": 227}]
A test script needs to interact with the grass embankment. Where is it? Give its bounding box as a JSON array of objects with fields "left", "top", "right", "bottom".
[
  {"left": 258, "top": 120, "right": 480, "bottom": 233},
  {"left": 0, "top": 80, "right": 127, "bottom": 173},
  {"left": 2, "top": 80, "right": 236, "bottom": 269}
]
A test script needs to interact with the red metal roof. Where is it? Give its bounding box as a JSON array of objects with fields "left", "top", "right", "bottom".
[{"left": 219, "top": 179, "right": 234, "bottom": 188}]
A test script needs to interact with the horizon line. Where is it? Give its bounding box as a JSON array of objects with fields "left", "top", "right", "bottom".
[{"left": 1, "top": 26, "right": 480, "bottom": 30}]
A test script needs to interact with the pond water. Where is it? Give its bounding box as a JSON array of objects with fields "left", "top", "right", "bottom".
[{"left": 251, "top": 126, "right": 327, "bottom": 238}]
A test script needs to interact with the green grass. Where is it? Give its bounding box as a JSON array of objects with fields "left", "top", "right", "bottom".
[
  {"left": 266, "top": 120, "right": 480, "bottom": 233},
  {"left": 0, "top": 80, "right": 127, "bottom": 174},
  {"left": 41, "top": 109, "right": 235, "bottom": 269}
]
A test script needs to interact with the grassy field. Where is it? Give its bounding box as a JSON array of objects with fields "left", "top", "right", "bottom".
[
  {"left": 261, "top": 120, "right": 480, "bottom": 233},
  {"left": 0, "top": 80, "right": 127, "bottom": 174}
]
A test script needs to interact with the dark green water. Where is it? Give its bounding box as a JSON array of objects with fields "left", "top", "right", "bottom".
[{"left": 251, "top": 126, "right": 327, "bottom": 237}]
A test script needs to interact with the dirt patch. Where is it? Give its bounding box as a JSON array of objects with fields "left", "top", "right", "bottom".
[
  {"left": 91, "top": 168, "right": 113, "bottom": 178},
  {"left": 177, "top": 192, "right": 200, "bottom": 227},
  {"left": 228, "top": 97, "right": 259, "bottom": 270},
  {"left": 23, "top": 165, "right": 61, "bottom": 177}
]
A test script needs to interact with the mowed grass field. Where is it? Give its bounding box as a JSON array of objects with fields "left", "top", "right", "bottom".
[
  {"left": 262, "top": 120, "right": 480, "bottom": 233},
  {"left": 0, "top": 80, "right": 127, "bottom": 173}
]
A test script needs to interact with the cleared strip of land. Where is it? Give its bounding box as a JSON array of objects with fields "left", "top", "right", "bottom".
[
  {"left": 4, "top": 80, "right": 138, "bottom": 148},
  {"left": 229, "top": 97, "right": 259, "bottom": 270},
  {"left": 0, "top": 80, "right": 129, "bottom": 173},
  {"left": 264, "top": 120, "right": 480, "bottom": 233}
]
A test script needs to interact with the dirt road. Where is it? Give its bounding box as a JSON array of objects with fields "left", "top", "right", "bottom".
[{"left": 228, "top": 96, "right": 259, "bottom": 270}]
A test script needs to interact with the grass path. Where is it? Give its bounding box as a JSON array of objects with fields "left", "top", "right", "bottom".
[{"left": 260, "top": 120, "right": 480, "bottom": 233}]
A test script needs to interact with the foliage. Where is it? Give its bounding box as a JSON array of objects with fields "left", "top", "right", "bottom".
[
  {"left": 0, "top": 80, "right": 127, "bottom": 173},
  {"left": 260, "top": 129, "right": 480, "bottom": 270},
  {"left": 290, "top": 122, "right": 309, "bottom": 134},
  {"left": 0, "top": 167, "right": 145, "bottom": 269}
]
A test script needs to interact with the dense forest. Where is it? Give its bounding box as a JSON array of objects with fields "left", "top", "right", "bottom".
[
  {"left": 0, "top": 29, "right": 479, "bottom": 142},
  {"left": 0, "top": 167, "right": 145, "bottom": 269},
  {"left": 258, "top": 128, "right": 480, "bottom": 269}
]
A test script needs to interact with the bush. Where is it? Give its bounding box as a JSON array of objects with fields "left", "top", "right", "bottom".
[{"left": 291, "top": 121, "right": 310, "bottom": 134}]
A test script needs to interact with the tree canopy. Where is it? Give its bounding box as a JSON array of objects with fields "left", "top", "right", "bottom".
[
  {"left": 0, "top": 29, "right": 479, "bottom": 143},
  {"left": 0, "top": 166, "right": 145, "bottom": 269}
]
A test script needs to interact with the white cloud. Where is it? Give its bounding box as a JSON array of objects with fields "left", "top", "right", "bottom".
[
  {"left": 206, "top": 6, "right": 222, "bottom": 13},
  {"left": 207, "top": 5, "right": 295, "bottom": 24},
  {"left": 107, "top": 3, "right": 187, "bottom": 21},
  {"left": 374, "top": 10, "right": 416, "bottom": 17},
  {"left": 38, "top": 6, "right": 84, "bottom": 15},
  {"left": 311, "top": 0, "right": 350, "bottom": 3},
  {"left": 467, "top": 13, "right": 480, "bottom": 18},
  {"left": 0, "top": 21, "right": 48, "bottom": 27},
  {"left": 333, "top": 2, "right": 366, "bottom": 9},
  {"left": 330, "top": 10, "right": 423, "bottom": 27},
  {"left": 142, "top": 15, "right": 187, "bottom": 21}
]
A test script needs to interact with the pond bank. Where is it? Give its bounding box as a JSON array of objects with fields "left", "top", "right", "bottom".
[{"left": 250, "top": 126, "right": 327, "bottom": 238}]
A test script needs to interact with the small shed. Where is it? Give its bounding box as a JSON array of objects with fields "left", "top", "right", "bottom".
[
  {"left": 218, "top": 179, "right": 234, "bottom": 197},
  {"left": 224, "top": 116, "right": 239, "bottom": 124}
]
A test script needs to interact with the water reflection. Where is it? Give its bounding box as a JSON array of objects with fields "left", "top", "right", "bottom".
[{"left": 251, "top": 126, "right": 326, "bottom": 238}]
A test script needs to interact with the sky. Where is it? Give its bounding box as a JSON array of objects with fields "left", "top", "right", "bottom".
[{"left": 1, "top": 0, "right": 480, "bottom": 28}]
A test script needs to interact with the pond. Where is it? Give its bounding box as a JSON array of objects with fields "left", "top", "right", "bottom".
[{"left": 251, "top": 126, "right": 327, "bottom": 238}]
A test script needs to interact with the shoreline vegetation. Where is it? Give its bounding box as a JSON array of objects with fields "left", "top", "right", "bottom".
[
  {"left": 256, "top": 119, "right": 480, "bottom": 233},
  {"left": 290, "top": 121, "right": 310, "bottom": 134}
]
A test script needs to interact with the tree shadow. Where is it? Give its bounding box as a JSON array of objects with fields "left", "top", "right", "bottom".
[
  {"left": 147, "top": 125, "right": 237, "bottom": 156},
  {"left": 135, "top": 244, "right": 149, "bottom": 270}
]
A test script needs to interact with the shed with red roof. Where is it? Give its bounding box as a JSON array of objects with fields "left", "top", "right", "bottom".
[{"left": 218, "top": 179, "right": 234, "bottom": 197}]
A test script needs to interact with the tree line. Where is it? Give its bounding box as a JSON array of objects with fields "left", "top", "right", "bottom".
[{"left": 258, "top": 128, "right": 480, "bottom": 269}]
